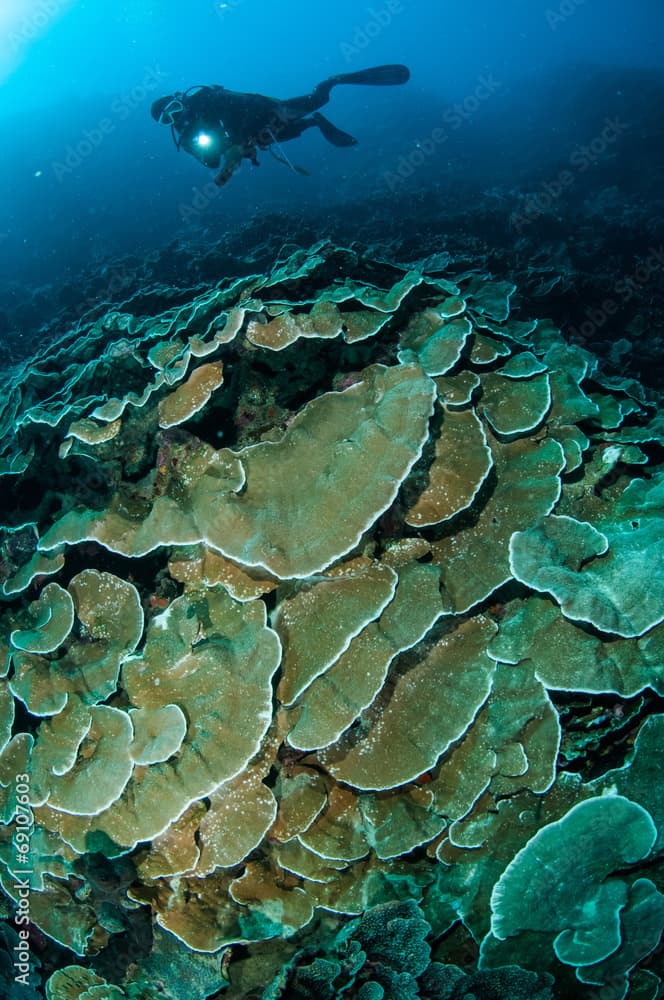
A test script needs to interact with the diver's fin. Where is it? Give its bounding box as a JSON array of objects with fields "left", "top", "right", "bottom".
[
  {"left": 313, "top": 113, "right": 358, "bottom": 147},
  {"left": 332, "top": 64, "right": 410, "bottom": 87}
]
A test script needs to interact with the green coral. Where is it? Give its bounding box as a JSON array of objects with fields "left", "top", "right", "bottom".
[{"left": 264, "top": 899, "right": 555, "bottom": 1000}]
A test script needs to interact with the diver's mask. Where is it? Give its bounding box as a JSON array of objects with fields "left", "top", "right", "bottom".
[{"left": 157, "top": 96, "right": 185, "bottom": 127}]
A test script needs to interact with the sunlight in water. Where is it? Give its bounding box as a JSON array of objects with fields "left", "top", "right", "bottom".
[{"left": 0, "top": 0, "right": 77, "bottom": 84}]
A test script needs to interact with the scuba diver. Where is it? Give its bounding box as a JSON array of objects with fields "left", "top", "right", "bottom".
[{"left": 150, "top": 64, "right": 410, "bottom": 187}]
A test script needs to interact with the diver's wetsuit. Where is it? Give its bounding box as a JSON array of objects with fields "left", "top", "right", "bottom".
[
  {"left": 177, "top": 82, "right": 361, "bottom": 184},
  {"left": 156, "top": 65, "right": 410, "bottom": 186}
]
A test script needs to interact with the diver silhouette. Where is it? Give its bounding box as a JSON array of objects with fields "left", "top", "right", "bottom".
[{"left": 150, "top": 64, "right": 410, "bottom": 187}]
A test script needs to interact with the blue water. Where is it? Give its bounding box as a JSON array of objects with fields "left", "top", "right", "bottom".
[{"left": 1, "top": 0, "right": 663, "bottom": 290}]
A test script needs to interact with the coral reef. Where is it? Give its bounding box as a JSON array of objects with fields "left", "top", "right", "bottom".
[{"left": 0, "top": 242, "right": 662, "bottom": 998}]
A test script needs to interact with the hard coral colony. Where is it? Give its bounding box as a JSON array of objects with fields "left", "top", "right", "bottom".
[{"left": 0, "top": 242, "right": 662, "bottom": 999}]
